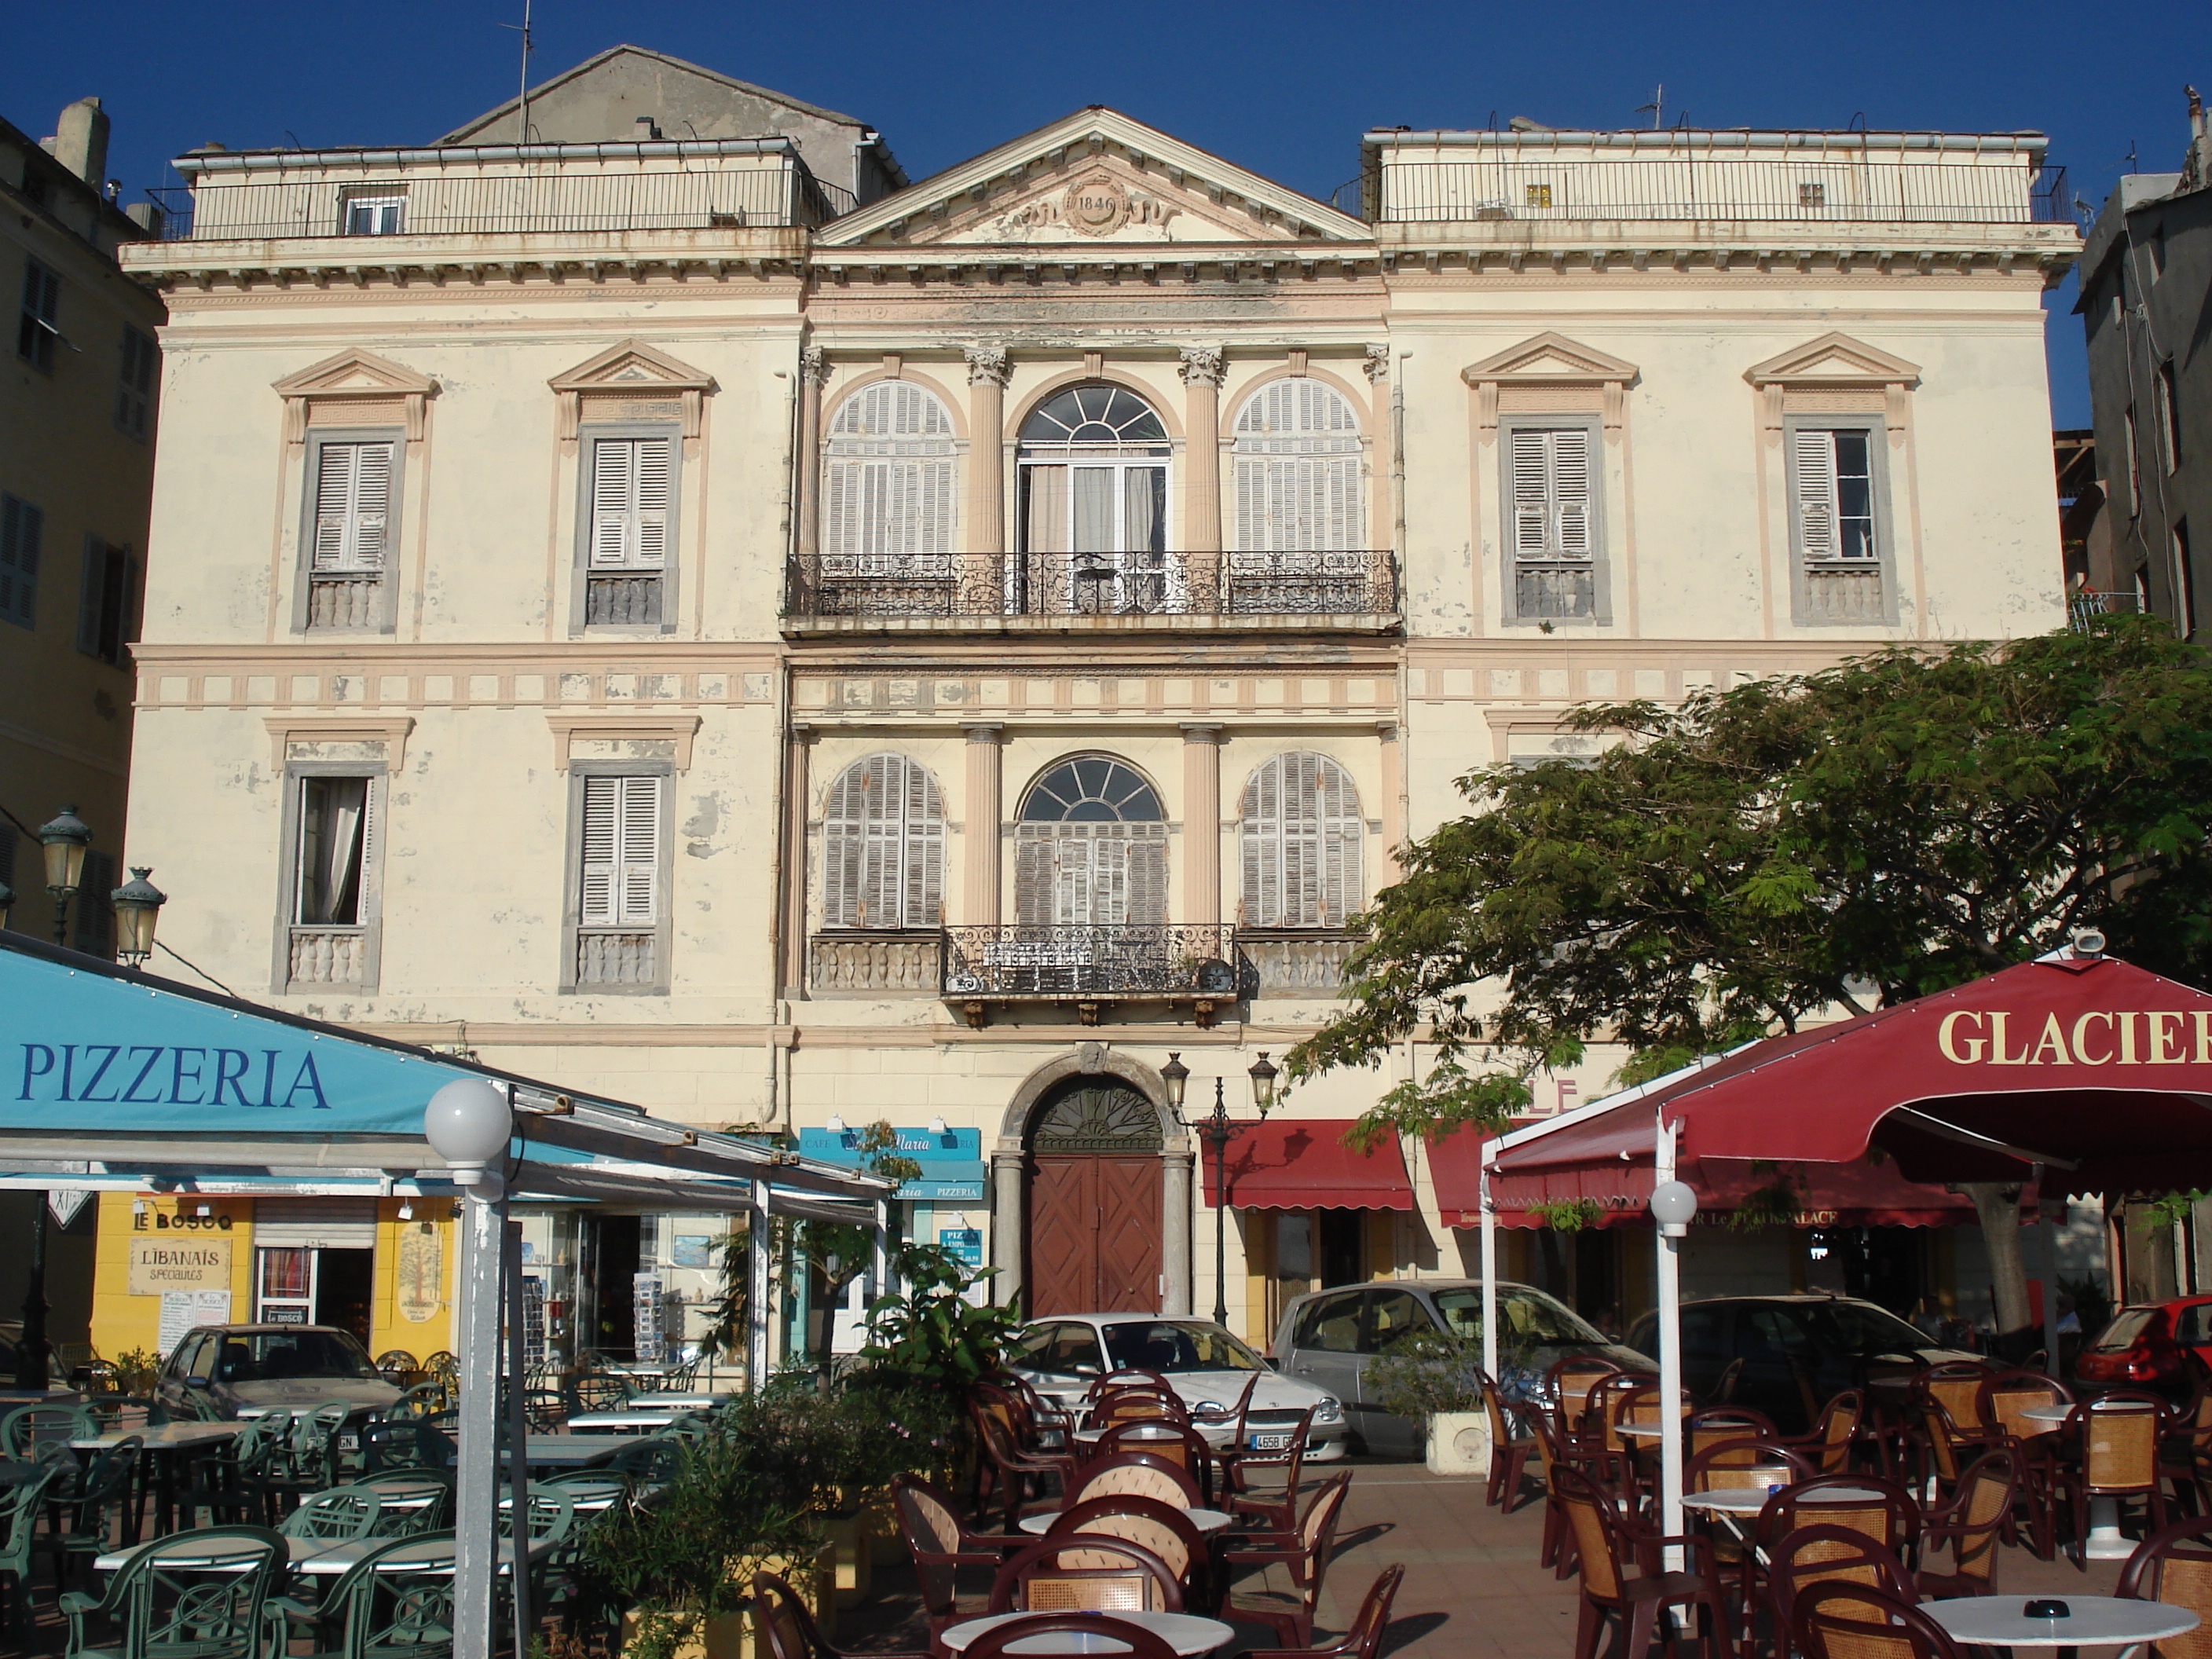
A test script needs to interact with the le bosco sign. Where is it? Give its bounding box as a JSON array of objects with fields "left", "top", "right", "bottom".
[{"left": 1936, "top": 1008, "right": 2212, "bottom": 1068}]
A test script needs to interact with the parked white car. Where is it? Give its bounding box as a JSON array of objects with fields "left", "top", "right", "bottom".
[{"left": 1011, "top": 1313, "right": 1348, "bottom": 1460}]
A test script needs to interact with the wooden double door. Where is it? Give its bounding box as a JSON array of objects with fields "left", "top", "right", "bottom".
[{"left": 1024, "top": 1079, "right": 1165, "bottom": 1316}]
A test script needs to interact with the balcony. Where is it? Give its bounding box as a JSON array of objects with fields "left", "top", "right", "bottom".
[
  {"left": 810, "top": 932, "right": 942, "bottom": 995},
  {"left": 941, "top": 925, "right": 1250, "bottom": 1027},
  {"left": 782, "top": 550, "right": 1399, "bottom": 634},
  {"left": 1802, "top": 564, "right": 1888, "bottom": 622}
]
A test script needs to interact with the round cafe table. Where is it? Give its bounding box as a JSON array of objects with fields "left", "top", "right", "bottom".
[
  {"left": 940, "top": 1612, "right": 1235, "bottom": 1656},
  {"left": 1071, "top": 1424, "right": 1185, "bottom": 1445},
  {"left": 1924, "top": 1594, "right": 2197, "bottom": 1659},
  {"left": 1018, "top": 1507, "right": 1236, "bottom": 1536},
  {"left": 1679, "top": 1483, "right": 1885, "bottom": 1516},
  {"left": 2022, "top": 1402, "right": 2145, "bottom": 1560}
]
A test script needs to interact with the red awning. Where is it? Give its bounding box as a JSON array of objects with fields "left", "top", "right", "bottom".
[
  {"left": 1489, "top": 956, "right": 2212, "bottom": 1199},
  {"left": 1428, "top": 1126, "right": 1980, "bottom": 1229},
  {"left": 1199, "top": 1119, "right": 1412, "bottom": 1210}
]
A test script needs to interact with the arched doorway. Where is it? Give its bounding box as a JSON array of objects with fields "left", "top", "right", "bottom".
[
  {"left": 1016, "top": 383, "right": 1173, "bottom": 613},
  {"left": 1026, "top": 1076, "right": 1164, "bottom": 1314}
]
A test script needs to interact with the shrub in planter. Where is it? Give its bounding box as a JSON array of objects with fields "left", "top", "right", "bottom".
[{"left": 1364, "top": 1330, "right": 1540, "bottom": 1474}]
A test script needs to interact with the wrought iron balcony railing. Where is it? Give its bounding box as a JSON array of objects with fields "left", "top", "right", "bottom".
[
  {"left": 942, "top": 925, "right": 1249, "bottom": 1026},
  {"left": 785, "top": 550, "right": 1398, "bottom": 624}
]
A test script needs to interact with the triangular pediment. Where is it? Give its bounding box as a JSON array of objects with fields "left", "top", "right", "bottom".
[
  {"left": 548, "top": 339, "right": 717, "bottom": 395},
  {"left": 1461, "top": 332, "right": 1639, "bottom": 385},
  {"left": 1745, "top": 331, "right": 1921, "bottom": 386},
  {"left": 271, "top": 348, "right": 438, "bottom": 399},
  {"left": 819, "top": 108, "right": 1372, "bottom": 251}
]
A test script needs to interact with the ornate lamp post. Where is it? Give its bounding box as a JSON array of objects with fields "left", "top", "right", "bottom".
[
  {"left": 112, "top": 868, "right": 167, "bottom": 967},
  {"left": 36, "top": 805, "right": 91, "bottom": 947},
  {"left": 1162, "top": 1050, "right": 1280, "bottom": 1328}
]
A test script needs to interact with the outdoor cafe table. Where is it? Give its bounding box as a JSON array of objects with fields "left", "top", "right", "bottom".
[
  {"left": 95, "top": 1534, "right": 554, "bottom": 1578},
  {"left": 70, "top": 1421, "right": 246, "bottom": 1536},
  {"left": 568, "top": 1408, "right": 712, "bottom": 1433},
  {"left": 522, "top": 1433, "right": 637, "bottom": 1469},
  {"left": 1017, "top": 1507, "right": 1237, "bottom": 1536},
  {"left": 1679, "top": 1484, "right": 1887, "bottom": 1517},
  {"left": 2021, "top": 1402, "right": 2144, "bottom": 1559},
  {"left": 1071, "top": 1424, "right": 1188, "bottom": 1446},
  {"left": 940, "top": 1612, "right": 1236, "bottom": 1656},
  {"left": 1925, "top": 1595, "right": 2199, "bottom": 1659}
]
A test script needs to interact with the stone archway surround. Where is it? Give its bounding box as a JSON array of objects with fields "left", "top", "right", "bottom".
[{"left": 991, "top": 1044, "right": 1193, "bottom": 1316}]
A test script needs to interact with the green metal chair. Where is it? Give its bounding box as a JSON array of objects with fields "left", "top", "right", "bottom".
[
  {"left": 604, "top": 1436, "right": 687, "bottom": 1484},
  {"left": 0, "top": 1403, "right": 96, "bottom": 1460},
  {"left": 276, "top": 1531, "right": 456, "bottom": 1659},
  {"left": 60, "top": 1525, "right": 285, "bottom": 1659},
  {"left": 354, "top": 1470, "right": 453, "bottom": 1536},
  {"left": 358, "top": 1422, "right": 452, "bottom": 1475},
  {"left": 382, "top": 1386, "right": 447, "bottom": 1423},
  {"left": 0, "top": 1460, "right": 68, "bottom": 1634},
  {"left": 38, "top": 1435, "right": 144, "bottom": 1591},
  {"left": 280, "top": 1485, "right": 386, "bottom": 1542}
]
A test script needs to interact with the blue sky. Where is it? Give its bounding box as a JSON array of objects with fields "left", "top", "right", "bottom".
[{"left": 6, "top": 0, "right": 2204, "bottom": 427}]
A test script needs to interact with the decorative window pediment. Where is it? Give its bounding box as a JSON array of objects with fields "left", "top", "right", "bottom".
[
  {"left": 549, "top": 339, "right": 718, "bottom": 443},
  {"left": 1745, "top": 331, "right": 1921, "bottom": 441},
  {"left": 273, "top": 350, "right": 438, "bottom": 445},
  {"left": 1461, "top": 332, "right": 1639, "bottom": 445}
]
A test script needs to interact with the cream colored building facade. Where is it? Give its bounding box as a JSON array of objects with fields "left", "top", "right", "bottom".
[{"left": 115, "top": 64, "right": 2078, "bottom": 1359}]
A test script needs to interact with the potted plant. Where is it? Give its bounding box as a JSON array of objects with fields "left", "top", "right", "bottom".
[{"left": 1364, "top": 1331, "right": 1495, "bottom": 1477}]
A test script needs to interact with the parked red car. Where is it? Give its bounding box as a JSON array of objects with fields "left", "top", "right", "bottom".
[{"left": 2075, "top": 1297, "right": 2212, "bottom": 1395}]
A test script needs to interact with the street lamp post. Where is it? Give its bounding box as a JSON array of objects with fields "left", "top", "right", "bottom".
[
  {"left": 111, "top": 868, "right": 167, "bottom": 967},
  {"left": 1162, "top": 1050, "right": 1279, "bottom": 1328},
  {"left": 37, "top": 806, "right": 91, "bottom": 948}
]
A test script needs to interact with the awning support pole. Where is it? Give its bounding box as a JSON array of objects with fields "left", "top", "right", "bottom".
[
  {"left": 872, "top": 1197, "right": 889, "bottom": 1313},
  {"left": 2034, "top": 1163, "right": 2063, "bottom": 1380},
  {"left": 749, "top": 1176, "right": 772, "bottom": 1390},
  {"left": 453, "top": 1171, "right": 506, "bottom": 1659},
  {"left": 1479, "top": 1145, "right": 1500, "bottom": 1386},
  {"left": 1654, "top": 1116, "right": 1686, "bottom": 1572},
  {"left": 502, "top": 1218, "right": 533, "bottom": 1653}
]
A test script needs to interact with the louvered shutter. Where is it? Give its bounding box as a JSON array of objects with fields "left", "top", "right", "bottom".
[
  {"left": 904, "top": 757, "right": 944, "bottom": 926},
  {"left": 823, "top": 383, "right": 956, "bottom": 562},
  {"left": 1243, "top": 753, "right": 1362, "bottom": 928},
  {"left": 580, "top": 775, "right": 660, "bottom": 925},
  {"left": 1014, "top": 833, "right": 1053, "bottom": 927},
  {"left": 1510, "top": 430, "right": 1552, "bottom": 557},
  {"left": 1241, "top": 757, "right": 1282, "bottom": 926},
  {"left": 822, "top": 754, "right": 944, "bottom": 928},
  {"left": 1128, "top": 831, "right": 1169, "bottom": 926},
  {"left": 589, "top": 438, "right": 672, "bottom": 570},
  {"left": 313, "top": 441, "right": 394, "bottom": 571},
  {"left": 0, "top": 495, "right": 38, "bottom": 629},
  {"left": 820, "top": 762, "right": 866, "bottom": 927},
  {"left": 1313, "top": 756, "right": 1362, "bottom": 928},
  {"left": 1793, "top": 430, "right": 1839, "bottom": 560},
  {"left": 1231, "top": 379, "right": 1363, "bottom": 553},
  {"left": 1551, "top": 430, "right": 1591, "bottom": 556},
  {"left": 1054, "top": 835, "right": 1097, "bottom": 926}
]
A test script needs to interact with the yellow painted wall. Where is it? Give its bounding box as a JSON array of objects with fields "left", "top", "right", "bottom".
[
  {"left": 92, "top": 1192, "right": 255, "bottom": 1361},
  {"left": 367, "top": 1199, "right": 453, "bottom": 1360}
]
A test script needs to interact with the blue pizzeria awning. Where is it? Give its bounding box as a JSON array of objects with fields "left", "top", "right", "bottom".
[{"left": 797, "top": 1126, "right": 987, "bottom": 1202}]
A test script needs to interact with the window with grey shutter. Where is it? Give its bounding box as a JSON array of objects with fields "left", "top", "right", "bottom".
[
  {"left": 1789, "top": 424, "right": 1889, "bottom": 624},
  {"left": 573, "top": 772, "right": 667, "bottom": 990},
  {"left": 1504, "top": 424, "right": 1600, "bottom": 621},
  {"left": 0, "top": 493, "right": 40, "bottom": 630},
  {"left": 820, "top": 753, "right": 945, "bottom": 930},
  {"left": 16, "top": 258, "right": 59, "bottom": 373},
  {"left": 115, "top": 326, "right": 156, "bottom": 441},
  {"left": 1013, "top": 757, "right": 1168, "bottom": 927},
  {"left": 77, "top": 538, "right": 135, "bottom": 665},
  {"left": 301, "top": 434, "right": 399, "bottom": 631},
  {"left": 582, "top": 432, "right": 676, "bottom": 628},
  {"left": 1240, "top": 753, "right": 1364, "bottom": 929},
  {"left": 822, "top": 383, "right": 958, "bottom": 574},
  {"left": 284, "top": 771, "right": 380, "bottom": 990},
  {"left": 1232, "top": 379, "right": 1364, "bottom": 552}
]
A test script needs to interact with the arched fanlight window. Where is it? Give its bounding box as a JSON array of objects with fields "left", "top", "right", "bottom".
[
  {"left": 1231, "top": 379, "right": 1364, "bottom": 552},
  {"left": 1240, "top": 752, "right": 1364, "bottom": 928},
  {"left": 1014, "top": 756, "right": 1167, "bottom": 926},
  {"left": 820, "top": 753, "right": 945, "bottom": 929},
  {"left": 1017, "top": 386, "right": 1172, "bottom": 612},
  {"left": 822, "top": 381, "right": 958, "bottom": 566}
]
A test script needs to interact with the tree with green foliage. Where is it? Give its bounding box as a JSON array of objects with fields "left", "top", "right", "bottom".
[{"left": 1288, "top": 617, "right": 2212, "bottom": 1336}]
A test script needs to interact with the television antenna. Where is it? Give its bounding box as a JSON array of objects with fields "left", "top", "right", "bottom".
[
  {"left": 499, "top": 0, "right": 537, "bottom": 143},
  {"left": 1635, "top": 84, "right": 1664, "bottom": 130}
]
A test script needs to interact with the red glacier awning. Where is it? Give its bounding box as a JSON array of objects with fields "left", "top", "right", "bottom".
[
  {"left": 1199, "top": 1119, "right": 1412, "bottom": 1210},
  {"left": 1489, "top": 955, "right": 2212, "bottom": 1199},
  {"left": 1428, "top": 1127, "right": 1980, "bottom": 1229}
]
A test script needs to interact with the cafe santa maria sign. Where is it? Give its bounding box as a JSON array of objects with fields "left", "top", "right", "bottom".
[{"left": 0, "top": 943, "right": 474, "bottom": 1138}]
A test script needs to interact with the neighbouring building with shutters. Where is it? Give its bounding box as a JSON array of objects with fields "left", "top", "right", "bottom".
[{"left": 107, "top": 48, "right": 2084, "bottom": 1368}]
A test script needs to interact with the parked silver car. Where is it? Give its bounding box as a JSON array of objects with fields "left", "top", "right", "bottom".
[
  {"left": 1012, "top": 1313, "right": 1349, "bottom": 1460},
  {"left": 156, "top": 1324, "right": 402, "bottom": 1420},
  {"left": 1272, "top": 1279, "right": 1652, "bottom": 1456}
]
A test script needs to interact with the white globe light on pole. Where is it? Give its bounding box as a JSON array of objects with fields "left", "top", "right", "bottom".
[
  {"left": 424, "top": 1079, "right": 513, "bottom": 1187},
  {"left": 1649, "top": 1179, "right": 1698, "bottom": 1236}
]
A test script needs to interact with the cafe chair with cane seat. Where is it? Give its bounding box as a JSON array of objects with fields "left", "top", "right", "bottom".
[
  {"left": 1221, "top": 1472, "right": 1353, "bottom": 1647},
  {"left": 961, "top": 1613, "right": 1178, "bottom": 1659},
  {"left": 1240, "top": 1565, "right": 1405, "bottom": 1659},
  {"left": 1089, "top": 1423, "right": 1217, "bottom": 1503},
  {"left": 972, "top": 1402, "right": 1080, "bottom": 1529},
  {"left": 1767, "top": 1525, "right": 1921, "bottom": 1659},
  {"left": 987, "top": 1537, "right": 1186, "bottom": 1615},
  {"left": 1794, "top": 1584, "right": 1961, "bottom": 1659},
  {"left": 891, "top": 1474, "right": 1028, "bottom": 1636},
  {"left": 754, "top": 1570, "right": 928, "bottom": 1659},
  {"left": 1070, "top": 1454, "right": 1205, "bottom": 1511},
  {"left": 2116, "top": 1511, "right": 2212, "bottom": 1648},
  {"left": 1088, "top": 1370, "right": 1177, "bottom": 1401},
  {"left": 1972, "top": 1371, "right": 2069, "bottom": 1557},
  {"left": 1781, "top": 1393, "right": 1866, "bottom": 1478},
  {"left": 2063, "top": 1392, "right": 2172, "bottom": 1565},
  {"left": 1915, "top": 1451, "right": 2016, "bottom": 1600},
  {"left": 1587, "top": 1374, "right": 1663, "bottom": 1454},
  {"left": 1046, "top": 1498, "right": 1208, "bottom": 1612},
  {"left": 1687, "top": 1438, "right": 1815, "bottom": 1494},
  {"left": 1912, "top": 1363, "right": 1999, "bottom": 1496},
  {"left": 1475, "top": 1370, "right": 1539, "bottom": 1512},
  {"left": 1691, "top": 1407, "right": 1785, "bottom": 1460},
  {"left": 1220, "top": 1408, "right": 1316, "bottom": 1533},
  {"left": 1552, "top": 1464, "right": 1735, "bottom": 1659}
]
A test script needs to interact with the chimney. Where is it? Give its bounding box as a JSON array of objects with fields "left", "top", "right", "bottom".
[
  {"left": 53, "top": 97, "right": 109, "bottom": 185},
  {"left": 634, "top": 115, "right": 664, "bottom": 141}
]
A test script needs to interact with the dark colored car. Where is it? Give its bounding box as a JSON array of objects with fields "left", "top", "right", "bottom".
[
  {"left": 1272, "top": 1278, "right": 1652, "bottom": 1456},
  {"left": 1625, "top": 1294, "right": 1979, "bottom": 1434},
  {"left": 156, "top": 1324, "right": 401, "bottom": 1420},
  {"left": 2075, "top": 1298, "right": 2212, "bottom": 1397}
]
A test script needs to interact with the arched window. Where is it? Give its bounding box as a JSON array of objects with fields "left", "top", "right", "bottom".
[
  {"left": 820, "top": 753, "right": 944, "bottom": 929},
  {"left": 1018, "top": 383, "right": 1172, "bottom": 613},
  {"left": 1231, "top": 379, "right": 1364, "bottom": 552},
  {"left": 1014, "top": 756, "right": 1167, "bottom": 926},
  {"left": 822, "top": 381, "right": 958, "bottom": 568},
  {"left": 1240, "top": 753, "right": 1363, "bottom": 928}
]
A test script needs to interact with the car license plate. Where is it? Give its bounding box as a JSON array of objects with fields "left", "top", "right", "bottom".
[{"left": 1248, "top": 1432, "right": 1292, "bottom": 1451}]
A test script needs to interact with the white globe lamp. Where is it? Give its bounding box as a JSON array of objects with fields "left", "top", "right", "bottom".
[{"left": 425, "top": 1079, "right": 513, "bottom": 1188}]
